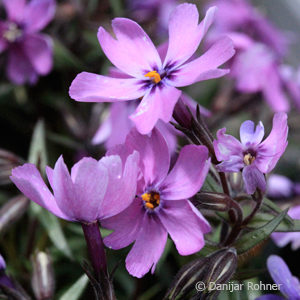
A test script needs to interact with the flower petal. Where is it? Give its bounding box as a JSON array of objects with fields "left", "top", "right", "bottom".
[
  {"left": 10, "top": 163, "right": 70, "bottom": 220},
  {"left": 159, "top": 200, "right": 210, "bottom": 255},
  {"left": 6, "top": 45, "right": 37, "bottom": 85},
  {"left": 102, "top": 198, "right": 144, "bottom": 250},
  {"left": 24, "top": 0, "right": 56, "bottom": 32},
  {"left": 267, "top": 255, "right": 300, "bottom": 299},
  {"left": 99, "top": 151, "right": 139, "bottom": 218},
  {"left": 255, "top": 295, "right": 284, "bottom": 300},
  {"left": 130, "top": 85, "right": 181, "bottom": 134},
  {"left": 52, "top": 156, "right": 77, "bottom": 220},
  {"left": 125, "top": 214, "right": 167, "bottom": 278},
  {"left": 3, "top": 0, "right": 26, "bottom": 23},
  {"left": 23, "top": 33, "right": 53, "bottom": 75},
  {"left": 216, "top": 155, "right": 244, "bottom": 173},
  {"left": 172, "top": 36, "right": 235, "bottom": 87},
  {"left": 161, "top": 145, "right": 210, "bottom": 200},
  {"left": 242, "top": 165, "right": 266, "bottom": 194},
  {"left": 240, "top": 120, "right": 264, "bottom": 146},
  {"left": 213, "top": 128, "right": 243, "bottom": 162},
  {"left": 164, "top": 5, "right": 216, "bottom": 68},
  {"left": 256, "top": 113, "right": 288, "bottom": 173},
  {"left": 71, "top": 157, "right": 109, "bottom": 222},
  {"left": 125, "top": 128, "right": 170, "bottom": 186},
  {"left": 262, "top": 67, "right": 290, "bottom": 112},
  {"left": 97, "top": 18, "right": 161, "bottom": 78},
  {"left": 69, "top": 72, "right": 145, "bottom": 102}
]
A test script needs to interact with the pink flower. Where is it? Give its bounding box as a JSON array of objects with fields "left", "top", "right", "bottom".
[
  {"left": 69, "top": 4, "right": 235, "bottom": 134},
  {"left": 213, "top": 113, "right": 288, "bottom": 194},
  {"left": 0, "top": 0, "right": 55, "bottom": 84},
  {"left": 102, "top": 128, "right": 211, "bottom": 278},
  {"left": 10, "top": 153, "right": 139, "bottom": 223}
]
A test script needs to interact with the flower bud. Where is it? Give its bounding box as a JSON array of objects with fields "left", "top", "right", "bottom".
[
  {"left": 0, "top": 195, "right": 29, "bottom": 234},
  {"left": 165, "top": 248, "right": 237, "bottom": 300},
  {"left": 193, "top": 192, "right": 232, "bottom": 211},
  {"left": 173, "top": 97, "right": 193, "bottom": 129},
  {"left": 31, "top": 252, "right": 55, "bottom": 300}
]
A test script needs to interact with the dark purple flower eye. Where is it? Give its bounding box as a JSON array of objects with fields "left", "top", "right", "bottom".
[{"left": 142, "top": 191, "right": 160, "bottom": 210}]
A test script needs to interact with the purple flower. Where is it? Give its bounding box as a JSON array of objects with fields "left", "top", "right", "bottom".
[
  {"left": 272, "top": 205, "right": 300, "bottom": 251},
  {"left": 69, "top": 4, "right": 235, "bottom": 134},
  {"left": 231, "top": 43, "right": 290, "bottom": 112},
  {"left": 213, "top": 113, "right": 288, "bottom": 194},
  {"left": 92, "top": 94, "right": 210, "bottom": 151},
  {"left": 92, "top": 101, "right": 180, "bottom": 154},
  {"left": 208, "top": 0, "right": 288, "bottom": 57},
  {"left": 280, "top": 65, "right": 300, "bottom": 112},
  {"left": 0, "top": 0, "right": 55, "bottom": 85},
  {"left": 267, "top": 174, "right": 294, "bottom": 199},
  {"left": 102, "top": 128, "right": 211, "bottom": 278},
  {"left": 256, "top": 255, "right": 300, "bottom": 300},
  {"left": 10, "top": 153, "right": 139, "bottom": 223}
]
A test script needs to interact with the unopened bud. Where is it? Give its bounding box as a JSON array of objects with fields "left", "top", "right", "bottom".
[
  {"left": 0, "top": 195, "right": 29, "bottom": 234},
  {"left": 228, "top": 172, "right": 243, "bottom": 193},
  {"left": 173, "top": 97, "right": 193, "bottom": 129},
  {"left": 31, "top": 252, "right": 55, "bottom": 300},
  {"left": 193, "top": 192, "right": 232, "bottom": 211},
  {"left": 203, "top": 248, "right": 237, "bottom": 291},
  {"left": 165, "top": 248, "right": 237, "bottom": 300}
]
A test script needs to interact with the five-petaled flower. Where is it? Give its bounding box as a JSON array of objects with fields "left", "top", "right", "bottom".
[
  {"left": 102, "top": 128, "right": 211, "bottom": 278},
  {"left": 0, "top": 0, "right": 56, "bottom": 84},
  {"left": 213, "top": 112, "right": 288, "bottom": 194},
  {"left": 10, "top": 153, "right": 139, "bottom": 223},
  {"left": 69, "top": 4, "right": 235, "bottom": 134}
]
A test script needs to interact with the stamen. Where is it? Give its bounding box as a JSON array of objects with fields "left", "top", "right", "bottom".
[
  {"left": 3, "top": 23, "right": 22, "bottom": 42},
  {"left": 144, "top": 71, "right": 161, "bottom": 84},
  {"left": 141, "top": 191, "right": 160, "bottom": 210},
  {"left": 243, "top": 153, "right": 255, "bottom": 165}
]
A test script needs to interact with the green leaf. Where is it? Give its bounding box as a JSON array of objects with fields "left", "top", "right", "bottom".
[
  {"left": 28, "top": 120, "right": 47, "bottom": 174},
  {"left": 262, "top": 198, "right": 293, "bottom": 224},
  {"left": 59, "top": 274, "right": 89, "bottom": 300},
  {"left": 234, "top": 209, "right": 288, "bottom": 254},
  {"left": 31, "top": 203, "right": 73, "bottom": 259}
]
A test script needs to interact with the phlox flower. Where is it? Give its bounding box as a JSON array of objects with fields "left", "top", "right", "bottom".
[
  {"left": 102, "top": 128, "right": 211, "bottom": 278},
  {"left": 0, "top": 0, "right": 55, "bottom": 84},
  {"left": 256, "top": 255, "right": 300, "bottom": 300},
  {"left": 231, "top": 43, "right": 290, "bottom": 112},
  {"left": 272, "top": 205, "right": 300, "bottom": 251},
  {"left": 213, "top": 113, "right": 288, "bottom": 194},
  {"left": 208, "top": 0, "right": 288, "bottom": 57},
  {"left": 10, "top": 153, "right": 139, "bottom": 223},
  {"left": 69, "top": 4, "right": 235, "bottom": 134}
]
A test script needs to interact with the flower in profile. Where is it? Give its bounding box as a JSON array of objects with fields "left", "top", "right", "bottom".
[
  {"left": 0, "top": 0, "right": 56, "bottom": 84},
  {"left": 10, "top": 153, "right": 139, "bottom": 223},
  {"left": 102, "top": 128, "right": 211, "bottom": 278},
  {"left": 69, "top": 4, "right": 235, "bottom": 134},
  {"left": 267, "top": 174, "right": 300, "bottom": 199},
  {"left": 213, "top": 113, "right": 288, "bottom": 194},
  {"left": 256, "top": 255, "right": 300, "bottom": 300}
]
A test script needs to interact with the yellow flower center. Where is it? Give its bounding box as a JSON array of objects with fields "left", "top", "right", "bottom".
[
  {"left": 144, "top": 71, "right": 161, "bottom": 84},
  {"left": 243, "top": 153, "right": 255, "bottom": 165},
  {"left": 141, "top": 192, "right": 160, "bottom": 210},
  {"left": 3, "top": 23, "right": 22, "bottom": 42}
]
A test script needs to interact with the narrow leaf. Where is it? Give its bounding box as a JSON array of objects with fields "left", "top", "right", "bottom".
[
  {"left": 234, "top": 209, "right": 288, "bottom": 254},
  {"left": 59, "top": 274, "right": 89, "bottom": 300}
]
